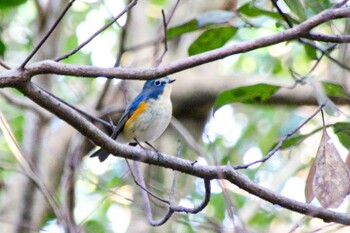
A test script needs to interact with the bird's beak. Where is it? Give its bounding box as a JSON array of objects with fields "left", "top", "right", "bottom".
[{"left": 169, "top": 78, "right": 176, "bottom": 84}]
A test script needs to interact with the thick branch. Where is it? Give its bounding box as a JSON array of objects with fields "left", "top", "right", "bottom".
[
  {"left": 16, "top": 81, "right": 350, "bottom": 225},
  {"left": 0, "top": 6, "right": 344, "bottom": 82}
]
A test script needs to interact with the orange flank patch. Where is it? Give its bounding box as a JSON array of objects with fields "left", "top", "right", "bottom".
[{"left": 124, "top": 101, "right": 148, "bottom": 130}]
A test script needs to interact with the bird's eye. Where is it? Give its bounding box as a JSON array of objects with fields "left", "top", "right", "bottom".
[{"left": 155, "top": 80, "right": 161, "bottom": 86}]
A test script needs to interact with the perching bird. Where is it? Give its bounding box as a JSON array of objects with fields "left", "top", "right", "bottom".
[{"left": 90, "top": 77, "right": 175, "bottom": 162}]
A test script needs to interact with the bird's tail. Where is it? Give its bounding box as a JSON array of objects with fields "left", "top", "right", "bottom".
[
  {"left": 90, "top": 127, "right": 121, "bottom": 162},
  {"left": 90, "top": 149, "right": 111, "bottom": 162}
]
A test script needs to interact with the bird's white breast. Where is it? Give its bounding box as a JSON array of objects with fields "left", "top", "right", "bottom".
[{"left": 124, "top": 87, "right": 172, "bottom": 142}]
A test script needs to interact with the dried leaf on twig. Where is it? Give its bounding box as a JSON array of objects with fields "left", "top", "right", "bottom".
[
  {"left": 305, "top": 161, "right": 316, "bottom": 203},
  {"left": 312, "top": 129, "right": 350, "bottom": 208}
]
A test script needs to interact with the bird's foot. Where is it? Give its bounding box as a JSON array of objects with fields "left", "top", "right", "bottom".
[{"left": 145, "top": 141, "right": 163, "bottom": 160}]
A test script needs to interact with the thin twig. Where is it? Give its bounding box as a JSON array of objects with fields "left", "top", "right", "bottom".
[
  {"left": 20, "top": 0, "right": 75, "bottom": 68},
  {"left": 95, "top": 0, "right": 133, "bottom": 110},
  {"left": 154, "top": 0, "right": 180, "bottom": 66},
  {"left": 333, "top": 0, "right": 349, "bottom": 8},
  {"left": 0, "top": 90, "right": 51, "bottom": 119},
  {"left": 301, "top": 38, "right": 350, "bottom": 72},
  {"left": 321, "top": 108, "right": 326, "bottom": 127},
  {"left": 0, "top": 60, "right": 10, "bottom": 70},
  {"left": 155, "top": 9, "right": 169, "bottom": 67},
  {"left": 55, "top": 0, "right": 138, "bottom": 62},
  {"left": 124, "top": 0, "right": 180, "bottom": 53},
  {"left": 126, "top": 160, "right": 169, "bottom": 204},
  {"left": 16, "top": 82, "right": 350, "bottom": 225},
  {"left": 132, "top": 161, "right": 174, "bottom": 226},
  {"left": 272, "top": 0, "right": 350, "bottom": 73},
  {"left": 145, "top": 143, "right": 182, "bottom": 226},
  {"left": 209, "top": 140, "right": 243, "bottom": 230},
  {"left": 169, "top": 141, "right": 181, "bottom": 206},
  {"left": 233, "top": 103, "right": 325, "bottom": 170},
  {"left": 170, "top": 117, "right": 206, "bottom": 157},
  {"left": 287, "top": 44, "right": 335, "bottom": 89},
  {"left": 31, "top": 82, "right": 112, "bottom": 128},
  {"left": 170, "top": 179, "right": 211, "bottom": 214},
  {"left": 306, "top": 33, "right": 350, "bottom": 43},
  {"left": 0, "top": 112, "right": 68, "bottom": 229}
]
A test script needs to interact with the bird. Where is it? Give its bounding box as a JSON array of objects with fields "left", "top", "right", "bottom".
[{"left": 90, "top": 76, "right": 175, "bottom": 162}]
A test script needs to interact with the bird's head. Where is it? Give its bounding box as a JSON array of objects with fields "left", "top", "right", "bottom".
[{"left": 142, "top": 77, "right": 175, "bottom": 99}]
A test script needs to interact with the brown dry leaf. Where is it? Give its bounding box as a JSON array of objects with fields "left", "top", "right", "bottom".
[
  {"left": 305, "top": 161, "right": 316, "bottom": 203},
  {"left": 312, "top": 129, "right": 350, "bottom": 208}
]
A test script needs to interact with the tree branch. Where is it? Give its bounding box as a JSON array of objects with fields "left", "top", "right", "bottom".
[
  {"left": 3, "top": 6, "right": 346, "bottom": 83},
  {"left": 15, "top": 81, "right": 350, "bottom": 225},
  {"left": 20, "top": 0, "right": 75, "bottom": 68},
  {"left": 54, "top": 0, "right": 138, "bottom": 62}
]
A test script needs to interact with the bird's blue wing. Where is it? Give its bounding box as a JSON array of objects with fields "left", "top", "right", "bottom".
[
  {"left": 89, "top": 92, "right": 148, "bottom": 162},
  {"left": 115, "top": 92, "right": 148, "bottom": 130}
]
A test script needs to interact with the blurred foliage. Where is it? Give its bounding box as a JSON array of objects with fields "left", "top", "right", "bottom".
[
  {"left": 0, "top": 0, "right": 349, "bottom": 232},
  {"left": 167, "top": 10, "right": 235, "bottom": 39},
  {"left": 0, "top": 0, "right": 27, "bottom": 8},
  {"left": 213, "top": 84, "right": 280, "bottom": 112},
  {"left": 188, "top": 27, "right": 237, "bottom": 56}
]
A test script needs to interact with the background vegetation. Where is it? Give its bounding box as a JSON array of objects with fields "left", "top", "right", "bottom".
[{"left": 1, "top": 0, "right": 350, "bottom": 232}]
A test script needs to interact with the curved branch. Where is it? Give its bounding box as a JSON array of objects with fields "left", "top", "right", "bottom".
[
  {"left": 20, "top": 0, "right": 75, "bottom": 68},
  {"left": 170, "top": 179, "right": 211, "bottom": 214},
  {"left": 16, "top": 81, "right": 350, "bottom": 225},
  {"left": 54, "top": 0, "right": 138, "bottom": 62},
  {"left": 2, "top": 6, "right": 345, "bottom": 82},
  {"left": 307, "top": 33, "right": 350, "bottom": 43}
]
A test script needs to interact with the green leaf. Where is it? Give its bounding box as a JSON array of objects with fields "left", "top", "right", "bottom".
[
  {"left": 333, "top": 122, "right": 350, "bottom": 149},
  {"left": 322, "top": 81, "right": 348, "bottom": 98},
  {"left": 151, "top": 0, "right": 166, "bottom": 5},
  {"left": 281, "top": 135, "right": 308, "bottom": 149},
  {"left": 280, "top": 127, "right": 323, "bottom": 149},
  {"left": 188, "top": 27, "right": 237, "bottom": 56},
  {"left": 248, "top": 209, "right": 274, "bottom": 229},
  {"left": 213, "top": 84, "right": 280, "bottom": 112},
  {"left": 238, "top": 3, "right": 299, "bottom": 24},
  {"left": 0, "top": 0, "right": 27, "bottom": 8},
  {"left": 167, "top": 19, "right": 198, "bottom": 40},
  {"left": 197, "top": 10, "right": 235, "bottom": 27},
  {"left": 167, "top": 10, "right": 235, "bottom": 40},
  {"left": 84, "top": 220, "right": 105, "bottom": 233},
  {"left": 284, "top": 0, "right": 306, "bottom": 21},
  {"left": 0, "top": 39, "right": 5, "bottom": 57},
  {"left": 239, "top": 3, "right": 281, "bottom": 20},
  {"left": 305, "top": 0, "right": 331, "bottom": 16},
  {"left": 304, "top": 44, "right": 318, "bottom": 60}
]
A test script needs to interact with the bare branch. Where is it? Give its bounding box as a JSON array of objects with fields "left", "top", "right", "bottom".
[
  {"left": 272, "top": 0, "right": 350, "bottom": 72},
  {"left": 169, "top": 179, "right": 211, "bottom": 214},
  {"left": 233, "top": 103, "right": 325, "bottom": 170},
  {"left": 31, "top": 83, "right": 111, "bottom": 128},
  {"left": 126, "top": 160, "right": 169, "bottom": 204},
  {"left": 6, "top": 6, "right": 348, "bottom": 83},
  {"left": 95, "top": 0, "right": 134, "bottom": 110},
  {"left": 333, "top": 0, "right": 349, "bottom": 8},
  {"left": 0, "top": 90, "right": 51, "bottom": 120},
  {"left": 155, "top": 9, "right": 168, "bottom": 67},
  {"left": 15, "top": 82, "right": 350, "bottom": 225},
  {"left": 0, "top": 60, "right": 10, "bottom": 70},
  {"left": 300, "top": 38, "right": 350, "bottom": 72},
  {"left": 307, "top": 33, "right": 350, "bottom": 43},
  {"left": 0, "top": 112, "right": 68, "bottom": 229},
  {"left": 20, "top": 0, "right": 75, "bottom": 68},
  {"left": 170, "top": 117, "right": 206, "bottom": 157},
  {"left": 132, "top": 161, "right": 174, "bottom": 226},
  {"left": 55, "top": 0, "right": 138, "bottom": 62}
]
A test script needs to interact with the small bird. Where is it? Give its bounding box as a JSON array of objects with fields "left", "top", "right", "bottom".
[{"left": 90, "top": 77, "right": 175, "bottom": 162}]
